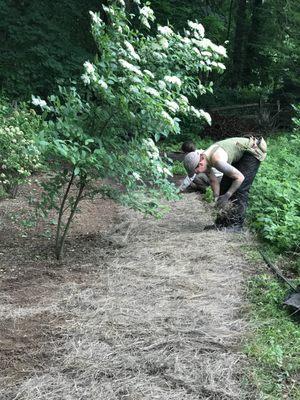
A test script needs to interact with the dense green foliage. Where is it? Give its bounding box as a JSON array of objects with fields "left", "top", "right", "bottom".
[
  {"left": 248, "top": 132, "right": 300, "bottom": 253},
  {"left": 245, "top": 273, "right": 300, "bottom": 399},
  {"left": 152, "top": 0, "right": 300, "bottom": 104},
  {"left": 1, "top": 0, "right": 299, "bottom": 105},
  {"left": 0, "top": 0, "right": 99, "bottom": 98}
]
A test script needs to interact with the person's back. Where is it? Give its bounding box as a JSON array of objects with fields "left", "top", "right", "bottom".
[
  {"left": 215, "top": 137, "right": 249, "bottom": 164},
  {"left": 204, "top": 137, "right": 267, "bottom": 166}
]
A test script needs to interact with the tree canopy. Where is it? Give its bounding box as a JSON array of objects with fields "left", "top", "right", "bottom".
[{"left": 1, "top": 0, "right": 299, "bottom": 104}]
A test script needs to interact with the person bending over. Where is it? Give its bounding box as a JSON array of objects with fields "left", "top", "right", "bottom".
[{"left": 183, "top": 136, "right": 267, "bottom": 231}]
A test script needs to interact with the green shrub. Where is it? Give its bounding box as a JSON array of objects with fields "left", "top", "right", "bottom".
[
  {"left": 171, "top": 160, "right": 185, "bottom": 175},
  {"left": 0, "top": 97, "right": 42, "bottom": 196},
  {"left": 34, "top": 0, "right": 227, "bottom": 259},
  {"left": 248, "top": 132, "right": 300, "bottom": 253}
]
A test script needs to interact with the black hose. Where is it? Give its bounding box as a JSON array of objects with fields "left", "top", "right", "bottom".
[{"left": 258, "top": 250, "right": 297, "bottom": 292}]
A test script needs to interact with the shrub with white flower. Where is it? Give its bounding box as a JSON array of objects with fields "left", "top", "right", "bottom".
[
  {"left": 36, "top": 0, "right": 227, "bottom": 259},
  {"left": 0, "top": 124, "right": 41, "bottom": 196},
  {"left": 0, "top": 97, "right": 43, "bottom": 197}
]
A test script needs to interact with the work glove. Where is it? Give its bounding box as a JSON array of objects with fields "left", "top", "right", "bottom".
[
  {"left": 178, "top": 174, "right": 196, "bottom": 192},
  {"left": 216, "top": 193, "right": 231, "bottom": 208}
]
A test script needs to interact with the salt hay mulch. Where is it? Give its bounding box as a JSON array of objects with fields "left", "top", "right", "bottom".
[{"left": 0, "top": 193, "right": 254, "bottom": 400}]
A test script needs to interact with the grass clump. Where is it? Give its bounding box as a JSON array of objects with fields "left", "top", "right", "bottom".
[
  {"left": 245, "top": 274, "right": 300, "bottom": 399},
  {"left": 171, "top": 160, "right": 186, "bottom": 175}
]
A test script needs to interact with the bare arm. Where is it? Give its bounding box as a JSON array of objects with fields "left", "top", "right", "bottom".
[
  {"left": 213, "top": 159, "right": 244, "bottom": 198},
  {"left": 207, "top": 169, "right": 220, "bottom": 199}
]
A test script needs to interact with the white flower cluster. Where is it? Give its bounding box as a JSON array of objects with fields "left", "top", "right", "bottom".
[
  {"left": 161, "top": 110, "right": 175, "bottom": 127},
  {"left": 132, "top": 171, "right": 142, "bottom": 181},
  {"left": 181, "top": 37, "right": 191, "bottom": 45},
  {"left": 164, "top": 75, "right": 182, "bottom": 86},
  {"left": 98, "top": 79, "right": 108, "bottom": 90},
  {"left": 89, "top": 11, "right": 102, "bottom": 26},
  {"left": 82, "top": 61, "right": 108, "bottom": 89},
  {"left": 139, "top": 5, "right": 155, "bottom": 29},
  {"left": 178, "top": 94, "right": 189, "bottom": 110},
  {"left": 199, "top": 38, "right": 227, "bottom": 57},
  {"left": 144, "top": 87, "right": 160, "bottom": 97},
  {"left": 84, "top": 61, "right": 95, "bottom": 75},
  {"left": 31, "top": 95, "right": 47, "bottom": 109},
  {"left": 190, "top": 106, "right": 211, "bottom": 125},
  {"left": 157, "top": 26, "right": 173, "bottom": 36},
  {"left": 152, "top": 51, "right": 167, "bottom": 60},
  {"left": 165, "top": 100, "right": 179, "bottom": 113},
  {"left": 124, "top": 41, "right": 140, "bottom": 61},
  {"left": 102, "top": 5, "right": 115, "bottom": 15},
  {"left": 81, "top": 74, "right": 91, "bottom": 85},
  {"left": 211, "top": 61, "right": 226, "bottom": 70},
  {"left": 119, "top": 59, "right": 143, "bottom": 76},
  {"left": 158, "top": 80, "right": 166, "bottom": 90},
  {"left": 159, "top": 37, "right": 169, "bottom": 49},
  {"left": 155, "top": 163, "right": 173, "bottom": 177},
  {"left": 143, "top": 70, "right": 155, "bottom": 79},
  {"left": 187, "top": 21, "right": 205, "bottom": 38},
  {"left": 140, "top": 6, "right": 154, "bottom": 19},
  {"left": 143, "top": 138, "right": 160, "bottom": 160},
  {"left": 180, "top": 95, "right": 189, "bottom": 104},
  {"left": 82, "top": 61, "right": 96, "bottom": 84}
]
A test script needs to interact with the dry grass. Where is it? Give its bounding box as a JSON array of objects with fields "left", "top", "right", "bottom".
[{"left": 0, "top": 193, "right": 256, "bottom": 400}]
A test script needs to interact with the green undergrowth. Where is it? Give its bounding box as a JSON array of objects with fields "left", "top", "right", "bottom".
[
  {"left": 242, "top": 246, "right": 300, "bottom": 399},
  {"left": 160, "top": 133, "right": 213, "bottom": 154},
  {"left": 171, "top": 160, "right": 186, "bottom": 175},
  {"left": 248, "top": 131, "right": 300, "bottom": 255}
]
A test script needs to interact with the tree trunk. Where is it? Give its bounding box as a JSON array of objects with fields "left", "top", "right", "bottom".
[
  {"left": 230, "top": 0, "right": 248, "bottom": 88},
  {"left": 243, "top": 0, "right": 263, "bottom": 85},
  {"left": 55, "top": 179, "right": 85, "bottom": 261},
  {"left": 226, "top": 0, "right": 234, "bottom": 41}
]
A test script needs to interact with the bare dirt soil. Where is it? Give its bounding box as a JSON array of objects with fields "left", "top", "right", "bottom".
[{"left": 0, "top": 183, "right": 257, "bottom": 400}]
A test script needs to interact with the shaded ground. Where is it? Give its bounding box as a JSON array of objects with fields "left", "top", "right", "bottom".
[{"left": 0, "top": 185, "right": 257, "bottom": 399}]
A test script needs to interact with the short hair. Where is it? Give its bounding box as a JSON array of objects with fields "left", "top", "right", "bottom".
[{"left": 181, "top": 140, "right": 196, "bottom": 153}]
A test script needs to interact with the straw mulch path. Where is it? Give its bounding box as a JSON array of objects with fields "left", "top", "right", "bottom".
[{"left": 0, "top": 192, "right": 255, "bottom": 400}]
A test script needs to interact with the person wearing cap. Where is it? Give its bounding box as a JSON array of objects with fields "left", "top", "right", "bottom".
[
  {"left": 179, "top": 141, "right": 223, "bottom": 192},
  {"left": 183, "top": 136, "right": 267, "bottom": 231}
]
